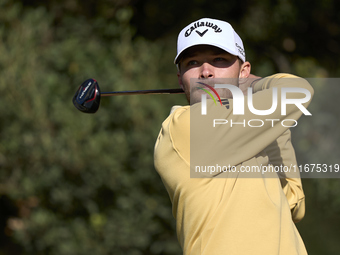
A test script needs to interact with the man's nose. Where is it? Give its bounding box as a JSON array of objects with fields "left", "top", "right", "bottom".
[{"left": 199, "top": 63, "right": 214, "bottom": 78}]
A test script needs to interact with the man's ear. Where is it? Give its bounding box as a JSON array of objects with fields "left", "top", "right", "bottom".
[{"left": 239, "top": 61, "right": 251, "bottom": 78}]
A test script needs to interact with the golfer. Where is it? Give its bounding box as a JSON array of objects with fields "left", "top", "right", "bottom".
[{"left": 154, "top": 18, "right": 313, "bottom": 255}]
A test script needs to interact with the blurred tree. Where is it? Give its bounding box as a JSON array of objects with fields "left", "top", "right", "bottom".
[{"left": 0, "top": 1, "right": 184, "bottom": 254}]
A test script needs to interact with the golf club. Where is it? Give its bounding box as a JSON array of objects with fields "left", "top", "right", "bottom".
[{"left": 73, "top": 78, "right": 184, "bottom": 113}]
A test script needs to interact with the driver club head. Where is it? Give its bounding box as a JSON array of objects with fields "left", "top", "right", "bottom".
[{"left": 73, "top": 79, "right": 101, "bottom": 113}]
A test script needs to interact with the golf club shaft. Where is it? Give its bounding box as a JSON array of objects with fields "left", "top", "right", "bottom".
[{"left": 101, "top": 88, "right": 184, "bottom": 97}]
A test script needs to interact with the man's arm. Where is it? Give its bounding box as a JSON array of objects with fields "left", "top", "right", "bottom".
[
  {"left": 240, "top": 74, "right": 305, "bottom": 222},
  {"left": 264, "top": 130, "right": 305, "bottom": 223},
  {"left": 170, "top": 73, "right": 314, "bottom": 172}
]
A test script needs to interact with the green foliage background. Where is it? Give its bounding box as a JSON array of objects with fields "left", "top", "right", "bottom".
[{"left": 0, "top": 0, "right": 339, "bottom": 254}]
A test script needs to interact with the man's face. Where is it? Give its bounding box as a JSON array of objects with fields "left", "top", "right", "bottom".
[{"left": 177, "top": 45, "right": 250, "bottom": 104}]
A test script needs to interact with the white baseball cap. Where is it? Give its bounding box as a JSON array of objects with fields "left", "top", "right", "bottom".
[{"left": 174, "top": 18, "right": 246, "bottom": 64}]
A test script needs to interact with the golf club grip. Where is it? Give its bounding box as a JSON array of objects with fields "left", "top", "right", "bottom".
[{"left": 101, "top": 88, "right": 184, "bottom": 96}]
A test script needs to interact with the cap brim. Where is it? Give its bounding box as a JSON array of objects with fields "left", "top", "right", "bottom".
[{"left": 174, "top": 43, "right": 239, "bottom": 64}]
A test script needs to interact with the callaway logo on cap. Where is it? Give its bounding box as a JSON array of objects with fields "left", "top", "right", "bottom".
[{"left": 175, "top": 18, "right": 246, "bottom": 64}]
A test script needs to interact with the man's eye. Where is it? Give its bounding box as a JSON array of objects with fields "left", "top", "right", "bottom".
[
  {"left": 187, "top": 60, "right": 198, "bottom": 66},
  {"left": 214, "top": 57, "right": 226, "bottom": 62}
]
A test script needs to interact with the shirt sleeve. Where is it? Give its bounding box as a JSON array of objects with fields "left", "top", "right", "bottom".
[
  {"left": 171, "top": 73, "right": 314, "bottom": 171},
  {"left": 264, "top": 129, "right": 305, "bottom": 222}
]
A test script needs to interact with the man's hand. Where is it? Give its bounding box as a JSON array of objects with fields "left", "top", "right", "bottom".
[{"left": 238, "top": 74, "right": 262, "bottom": 95}]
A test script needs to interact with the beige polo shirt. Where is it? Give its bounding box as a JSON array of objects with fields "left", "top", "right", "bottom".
[{"left": 154, "top": 73, "right": 313, "bottom": 255}]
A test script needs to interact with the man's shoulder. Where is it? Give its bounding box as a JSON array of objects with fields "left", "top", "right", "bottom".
[
  {"left": 169, "top": 105, "right": 187, "bottom": 114},
  {"left": 160, "top": 105, "right": 190, "bottom": 130},
  {"left": 167, "top": 105, "right": 191, "bottom": 119}
]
